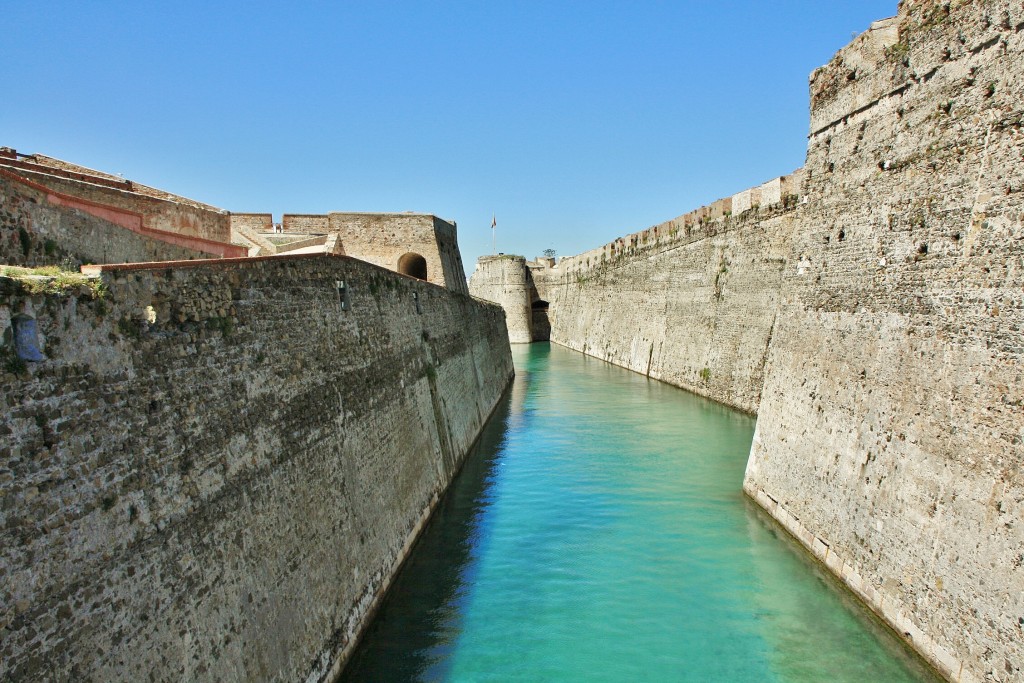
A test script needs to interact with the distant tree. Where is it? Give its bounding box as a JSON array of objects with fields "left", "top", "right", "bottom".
[{"left": 542, "top": 248, "right": 557, "bottom": 259}]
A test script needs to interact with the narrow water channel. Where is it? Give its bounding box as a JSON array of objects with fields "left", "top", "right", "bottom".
[{"left": 342, "top": 343, "right": 937, "bottom": 682}]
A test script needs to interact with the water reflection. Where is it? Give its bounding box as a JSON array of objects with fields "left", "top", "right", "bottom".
[
  {"left": 341, "top": 343, "right": 936, "bottom": 682},
  {"left": 341, "top": 371, "right": 524, "bottom": 681}
]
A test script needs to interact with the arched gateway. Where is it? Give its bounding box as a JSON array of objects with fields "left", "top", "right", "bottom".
[{"left": 397, "top": 252, "right": 428, "bottom": 280}]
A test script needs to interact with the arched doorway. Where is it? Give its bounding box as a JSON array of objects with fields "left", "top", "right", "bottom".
[
  {"left": 531, "top": 299, "right": 550, "bottom": 341},
  {"left": 397, "top": 252, "right": 428, "bottom": 280}
]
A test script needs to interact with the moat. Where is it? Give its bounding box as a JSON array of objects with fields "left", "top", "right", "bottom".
[{"left": 342, "top": 343, "right": 937, "bottom": 682}]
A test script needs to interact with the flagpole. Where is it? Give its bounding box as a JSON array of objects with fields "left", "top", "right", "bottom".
[{"left": 491, "top": 214, "right": 496, "bottom": 254}]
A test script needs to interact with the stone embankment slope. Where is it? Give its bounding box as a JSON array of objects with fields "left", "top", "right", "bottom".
[{"left": 0, "top": 254, "right": 513, "bottom": 681}]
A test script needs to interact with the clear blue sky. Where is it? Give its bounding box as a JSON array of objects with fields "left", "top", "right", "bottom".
[{"left": 2, "top": 1, "right": 895, "bottom": 270}]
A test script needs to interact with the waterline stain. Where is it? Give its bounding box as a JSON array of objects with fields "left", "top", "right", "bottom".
[{"left": 342, "top": 343, "right": 938, "bottom": 682}]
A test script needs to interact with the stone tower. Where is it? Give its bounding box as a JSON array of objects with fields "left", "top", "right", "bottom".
[{"left": 468, "top": 255, "right": 533, "bottom": 343}]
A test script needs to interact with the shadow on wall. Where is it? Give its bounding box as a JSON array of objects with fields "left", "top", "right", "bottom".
[
  {"left": 531, "top": 299, "right": 550, "bottom": 341},
  {"left": 398, "top": 252, "right": 428, "bottom": 280},
  {"left": 339, "top": 386, "right": 517, "bottom": 681}
]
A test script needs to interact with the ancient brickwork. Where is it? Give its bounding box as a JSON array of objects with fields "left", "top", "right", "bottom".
[
  {"left": 469, "top": 255, "right": 535, "bottom": 343},
  {"left": 0, "top": 173, "right": 220, "bottom": 267},
  {"left": 746, "top": 2, "right": 1024, "bottom": 680},
  {"left": 536, "top": 182, "right": 800, "bottom": 414},
  {"left": 0, "top": 254, "right": 513, "bottom": 681}
]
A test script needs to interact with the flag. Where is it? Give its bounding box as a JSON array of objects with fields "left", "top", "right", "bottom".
[{"left": 491, "top": 214, "right": 496, "bottom": 228}]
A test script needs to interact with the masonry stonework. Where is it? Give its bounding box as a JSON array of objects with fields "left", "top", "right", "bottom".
[
  {"left": 534, "top": 185, "right": 800, "bottom": 414},
  {"left": 491, "top": 2, "right": 1023, "bottom": 679},
  {"left": 0, "top": 172, "right": 226, "bottom": 267},
  {"left": 0, "top": 152, "right": 232, "bottom": 245},
  {"left": 746, "top": 2, "right": 1024, "bottom": 680},
  {"left": 468, "top": 255, "right": 536, "bottom": 344},
  {"left": 0, "top": 254, "right": 513, "bottom": 681},
  {"left": 282, "top": 214, "right": 330, "bottom": 234},
  {"left": 328, "top": 213, "right": 469, "bottom": 295}
]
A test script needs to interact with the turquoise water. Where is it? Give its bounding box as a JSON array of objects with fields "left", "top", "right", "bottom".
[{"left": 342, "top": 343, "right": 937, "bottom": 682}]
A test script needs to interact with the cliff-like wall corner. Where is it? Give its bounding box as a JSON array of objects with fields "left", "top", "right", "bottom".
[{"left": 746, "top": 2, "right": 1024, "bottom": 680}]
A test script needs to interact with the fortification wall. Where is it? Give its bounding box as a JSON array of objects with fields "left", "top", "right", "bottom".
[
  {"left": 328, "top": 213, "right": 469, "bottom": 295},
  {"left": 282, "top": 214, "right": 330, "bottom": 234},
  {"left": 4, "top": 165, "right": 231, "bottom": 244},
  {"left": 469, "top": 255, "right": 534, "bottom": 343},
  {"left": 0, "top": 172, "right": 223, "bottom": 266},
  {"left": 0, "top": 254, "right": 513, "bottom": 682},
  {"left": 745, "top": 2, "right": 1024, "bottom": 681},
  {"left": 536, "top": 178, "right": 801, "bottom": 414},
  {"left": 230, "top": 213, "right": 272, "bottom": 233}
]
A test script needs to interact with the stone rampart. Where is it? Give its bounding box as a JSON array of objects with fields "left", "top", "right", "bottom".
[
  {"left": 0, "top": 152, "right": 232, "bottom": 244},
  {"left": 746, "top": 1, "right": 1024, "bottom": 680},
  {"left": 537, "top": 174, "right": 801, "bottom": 414},
  {"left": 282, "top": 213, "right": 330, "bottom": 234},
  {"left": 0, "top": 254, "right": 513, "bottom": 681},
  {"left": 469, "top": 255, "right": 535, "bottom": 343},
  {"left": 520, "top": 2, "right": 1023, "bottom": 678},
  {"left": 230, "top": 213, "right": 273, "bottom": 233},
  {"left": 0, "top": 171, "right": 232, "bottom": 266},
  {"left": 328, "top": 213, "right": 469, "bottom": 295}
]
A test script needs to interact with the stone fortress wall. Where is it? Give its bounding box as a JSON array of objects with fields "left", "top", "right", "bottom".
[
  {"left": 0, "top": 148, "right": 234, "bottom": 245},
  {"left": 527, "top": 170, "right": 803, "bottom": 415},
  {"left": 328, "top": 213, "right": 469, "bottom": 295},
  {"left": 282, "top": 213, "right": 330, "bottom": 234},
  {"left": 0, "top": 253, "right": 513, "bottom": 681},
  {"left": 230, "top": 211, "right": 469, "bottom": 294},
  {"left": 747, "top": 2, "right": 1024, "bottom": 681},
  {"left": 229, "top": 212, "right": 273, "bottom": 233},
  {"left": 488, "top": 1, "right": 1023, "bottom": 679},
  {"left": 469, "top": 255, "right": 536, "bottom": 343},
  {"left": 0, "top": 170, "right": 242, "bottom": 266}
]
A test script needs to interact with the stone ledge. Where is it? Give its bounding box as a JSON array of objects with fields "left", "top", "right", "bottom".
[{"left": 744, "top": 481, "right": 973, "bottom": 683}]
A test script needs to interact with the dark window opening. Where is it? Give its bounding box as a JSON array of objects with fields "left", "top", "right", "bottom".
[{"left": 531, "top": 300, "right": 550, "bottom": 342}]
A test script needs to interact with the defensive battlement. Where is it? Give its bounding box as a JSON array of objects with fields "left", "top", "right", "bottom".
[
  {"left": 556, "top": 170, "right": 804, "bottom": 277},
  {"left": 227, "top": 211, "right": 468, "bottom": 293}
]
